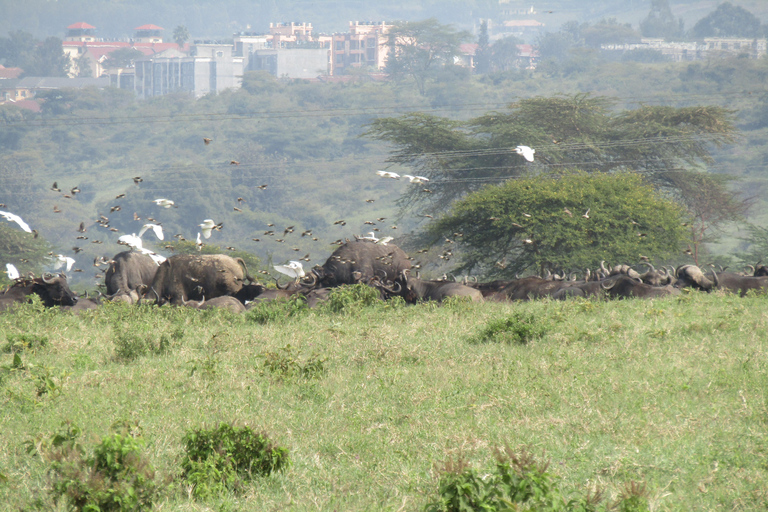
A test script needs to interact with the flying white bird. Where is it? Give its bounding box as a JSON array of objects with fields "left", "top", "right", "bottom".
[
  {"left": 199, "top": 219, "right": 216, "bottom": 239},
  {"left": 0, "top": 210, "right": 32, "bottom": 233},
  {"left": 376, "top": 170, "right": 400, "bottom": 179},
  {"left": 5, "top": 263, "right": 19, "bottom": 280},
  {"left": 118, "top": 233, "right": 143, "bottom": 251},
  {"left": 53, "top": 254, "right": 76, "bottom": 272},
  {"left": 196, "top": 232, "right": 203, "bottom": 251},
  {"left": 403, "top": 175, "right": 429, "bottom": 184},
  {"left": 515, "top": 145, "right": 535, "bottom": 162},
  {"left": 274, "top": 260, "right": 305, "bottom": 279},
  {"left": 361, "top": 232, "right": 378, "bottom": 242},
  {"left": 138, "top": 223, "right": 164, "bottom": 241},
  {"left": 153, "top": 198, "right": 175, "bottom": 208},
  {"left": 377, "top": 236, "right": 394, "bottom": 246}
]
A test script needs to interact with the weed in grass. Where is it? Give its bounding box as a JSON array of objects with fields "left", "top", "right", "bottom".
[
  {"left": 425, "top": 447, "right": 650, "bottom": 512},
  {"left": 2, "top": 333, "right": 48, "bottom": 354},
  {"left": 181, "top": 423, "right": 289, "bottom": 500},
  {"left": 323, "top": 283, "right": 381, "bottom": 313},
  {"left": 245, "top": 294, "right": 308, "bottom": 324},
  {"left": 259, "top": 344, "right": 325, "bottom": 381},
  {"left": 188, "top": 354, "right": 220, "bottom": 379},
  {"left": 40, "top": 424, "right": 160, "bottom": 511},
  {"left": 472, "top": 312, "right": 547, "bottom": 345},
  {"left": 113, "top": 327, "right": 175, "bottom": 362}
]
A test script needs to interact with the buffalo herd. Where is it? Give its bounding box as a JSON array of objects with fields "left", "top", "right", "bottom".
[{"left": 2, "top": 239, "right": 767, "bottom": 314}]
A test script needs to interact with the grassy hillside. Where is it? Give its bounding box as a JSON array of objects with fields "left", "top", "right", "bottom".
[{"left": 0, "top": 291, "right": 766, "bottom": 510}]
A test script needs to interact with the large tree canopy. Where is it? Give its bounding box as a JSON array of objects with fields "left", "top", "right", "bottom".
[
  {"left": 427, "top": 172, "right": 688, "bottom": 277},
  {"left": 364, "top": 94, "right": 737, "bottom": 214},
  {"left": 691, "top": 2, "right": 763, "bottom": 38}
]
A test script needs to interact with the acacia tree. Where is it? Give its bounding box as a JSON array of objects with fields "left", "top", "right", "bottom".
[
  {"left": 427, "top": 172, "right": 687, "bottom": 276},
  {"left": 384, "top": 18, "right": 471, "bottom": 94},
  {"left": 365, "top": 94, "right": 736, "bottom": 213}
]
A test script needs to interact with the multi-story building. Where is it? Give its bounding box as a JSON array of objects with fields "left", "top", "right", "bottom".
[{"left": 330, "top": 22, "right": 392, "bottom": 74}]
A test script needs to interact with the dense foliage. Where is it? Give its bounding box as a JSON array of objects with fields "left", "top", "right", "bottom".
[{"left": 428, "top": 172, "right": 687, "bottom": 276}]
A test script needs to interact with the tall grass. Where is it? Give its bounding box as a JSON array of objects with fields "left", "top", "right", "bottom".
[{"left": 0, "top": 293, "right": 766, "bottom": 510}]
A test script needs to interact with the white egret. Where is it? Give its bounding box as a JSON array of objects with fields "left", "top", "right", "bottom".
[
  {"left": 6, "top": 263, "right": 19, "bottom": 280},
  {"left": 376, "top": 236, "right": 394, "bottom": 246},
  {"left": 376, "top": 170, "right": 400, "bottom": 179},
  {"left": 118, "top": 233, "right": 143, "bottom": 251},
  {"left": 361, "top": 232, "right": 378, "bottom": 242},
  {"left": 515, "top": 145, "right": 535, "bottom": 162},
  {"left": 53, "top": 254, "right": 76, "bottom": 272},
  {"left": 153, "top": 198, "right": 175, "bottom": 208},
  {"left": 0, "top": 210, "right": 32, "bottom": 233},
  {"left": 274, "top": 260, "right": 305, "bottom": 279},
  {"left": 138, "top": 223, "right": 164, "bottom": 240},
  {"left": 196, "top": 232, "right": 203, "bottom": 251},
  {"left": 402, "top": 175, "right": 429, "bottom": 184},
  {"left": 199, "top": 219, "right": 216, "bottom": 239}
]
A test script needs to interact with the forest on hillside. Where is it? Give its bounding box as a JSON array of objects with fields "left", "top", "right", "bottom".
[{"left": 2, "top": 39, "right": 768, "bottom": 288}]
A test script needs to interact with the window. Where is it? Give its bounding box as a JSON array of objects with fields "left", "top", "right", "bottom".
[
  {"left": 335, "top": 41, "right": 345, "bottom": 50},
  {"left": 350, "top": 40, "right": 359, "bottom": 50},
  {"left": 216, "top": 51, "right": 224, "bottom": 57},
  {"left": 335, "top": 54, "right": 343, "bottom": 64}
]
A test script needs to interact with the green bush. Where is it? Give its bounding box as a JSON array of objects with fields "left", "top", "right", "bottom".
[
  {"left": 472, "top": 312, "right": 547, "bottom": 344},
  {"left": 181, "top": 423, "right": 289, "bottom": 500},
  {"left": 245, "top": 294, "right": 308, "bottom": 324},
  {"left": 45, "top": 427, "right": 159, "bottom": 511},
  {"left": 323, "top": 284, "right": 381, "bottom": 313},
  {"left": 113, "top": 327, "right": 175, "bottom": 361},
  {"left": 425, "top": 447, "right": 649, "bottom": 512}
]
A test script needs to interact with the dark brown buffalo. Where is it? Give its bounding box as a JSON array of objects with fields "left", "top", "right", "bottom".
[
  {"left": 491, "top": 276, "right": 574, "bottom": 301},
  {"left": 183, "top": 295, "right": 247, "bottom": 313},
  {"left": 674, "top": 265, "right": 716, "bottom": 291},
  {"left": 148, "top": 254, "right": 253, "bottom": 306},
  {"left": 314, "top": 240, "right": 411, "bottom": 287},
  {"left": 1, "top": 274, "right": 78, "bottom": 308},
  {"left": 711, "top": 272, "right": 768, "bottom": 296},
  {"left": 105, "top": 251, "right": 159, "bottom": 303},
  {"left": 389, "top": 273, "right": 483, "bottom": 303},
  {"left": 602, "top": 275, "right": 679, "bottom": 299}
]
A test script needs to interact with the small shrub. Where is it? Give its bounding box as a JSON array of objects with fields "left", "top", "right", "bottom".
[
  {"left": 259, "top": 344, "right": 325, "bottom": 381},
  {"left": 323, "top": 284, "right": 380, "bottom": 313},
  {"left": 472, "top": 313, "right": 547, "bottom": 344},
  {"left": 245, "top": 295, "right": 308, "bottom": 324},
  {"left": 42, "top": 425, "right": 159, "bottom": 511},
  {"left": 425, "top": 447, "right": 650, "bottom": 512},
  {"left": 2, "top": 333, "right": 48, "bottom": 354},
  {"left": 113, "top": 328, "right": 173, "bottom": 361},
  {"left": 181, "top": 423, "right": 289, "bottom": 499}
]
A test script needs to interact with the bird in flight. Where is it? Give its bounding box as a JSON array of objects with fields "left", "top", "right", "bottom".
[
  {"left": 6, "top": 263, "right": 20, "bottom": 280},
  {"left": 153, "top": 198, "right": 176, "bottom": 209},
  {"left": 403, "top": 175, "right": 429, "bottom": 184},
  {"left": 198, "top": 219, "right": 220, "bottom": 239},
  {"left": 515, "top": 145, "right": 535, "bottom": 162},
  {"left": 564, "top": 208, "right": 572, "bottom": 217},
  {"left": 274, "top": 260, "right": 305, "bottom": 279},
  {"left": 376, "top": 170, "right": 400, "bottom": 179},
  {"left": 0, "top": 210, "right": 32, "bottom": 233},
  {"left": 138, "top": 223, "right": 164, "bottom": 241},
  {"left": 53, "top": 254, "right": 76, "bottom": 272},
  {"left": 582, "top": 209, "right": 590, "bottom": 219},
  {"left": 203, "top": 137, "right": 212, "bottom": 145}
]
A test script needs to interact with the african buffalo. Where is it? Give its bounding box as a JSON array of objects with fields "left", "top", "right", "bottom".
[
  {"left": 602, "top": 275, "right": 679, "bottom": 299},
  {"left": 183, "top": 295, "right": 247, "bottom": 313},
  {"left": 0, "top": 274, "right": 78, "bottom": 308},
  {"left": 711, "top": 272, "right": 768, "bottom": 296},
  {"left": 105, "top": 251, "right": 159, "bottom": 303},
  {"left": 148, "top": 254, "right": 254, "bottom": 306},
  {"left": 314, "top": 240, "right": 411, "bottom": 287},
  {"left": 389, "top": 272, "right": 483, "bottom": 303}
]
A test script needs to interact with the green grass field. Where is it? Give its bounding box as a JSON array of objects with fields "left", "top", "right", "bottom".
[{"left": 0, "top": 291, "right": 766, "bottom": 510}]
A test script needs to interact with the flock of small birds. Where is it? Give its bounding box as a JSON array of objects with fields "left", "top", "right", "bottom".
[{"left": 2, "top": 141, "right": 548, "bottom": 282}]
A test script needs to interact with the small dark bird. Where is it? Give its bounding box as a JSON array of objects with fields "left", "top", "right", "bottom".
[
  {"left": 639, "top": 255, "right": 650, "bottom": 261},
  {"left": 390, "top": 225, "right": 398, "bottom": 230},
  {"left": 292, "top": 247, "right": 300, "bottom": 251},
  {"left": 257, "top": 184, "right": 268, "bottom": 190},
  {"left": 564, "top": 208, "right": 572, "bottom": 217},
  {"left": 76, "top": 235, "right": 88, "bottom": 240},
  {"left": 300, "top": 254, "right": 310, "bottom": 261},
  {"left": 72, "top": 247, "right": 83, "bottom": 254},
  {"left": 233, "top": 207, "right": 242, "bottom": 212},
  {"left": 32, "top": 230, "right": 38, "bottom": 239},
  {"left": 284, "top": 226, "right": 294, "bottom": 235},
  {"left": 91, "top": 240, "right": 102, "bottom": 244},
  {"left": 63, "top": 194, "right": 72, "bottom": 199},
  {"left": 237, "top": 197, "right": 245, "bottom": 203},
  {"left": 267, "top": 223, "right": 275, "bottom": 227},
  {"left": 230, "top": 160, "right": 239, "bottom": 165},
  {"left": 109, "top": 228, "right": 119, "bottom": 232},
  {"left": 110, "top": 205, "right": 121, "bottom": 213},
  {"left": 422, "top": 188, "right": 433, "bottom": 193},
  {"left": 377, "top": 217, "right": 386, "bottom": 222},
  {"left": 53, "top": 205, "right": 61, "bottom": 213},
  {"left": 301, "top": 230, "right": 312, "bottom": 237},
  {"left": 366, "top": 199, "right": 375, "bottom": 203},
  {"left": 71, "top": 186, "right": 80, "bottom": 195},
  {"left": 78, "top": 222, "right": 86, "bottom": 233},
  {"left": 311, "top": 237, "right": 318, "bottom": 241},
  {"left": 203, "top": 137, "right": 212, "bottom": 145},
  {"left": 51, "top": 182, "right": 60, "bottom": 192},
  {"left": 364, "top": 221, "right": 375, "bottom": 225},
  {"left": 252, "top": 238, "right": 261, "bottom": 242},
  {"left": 334, "top": 220, "right": 345, "bottom": 225},
  {"left": 422, "top": 214, "right": 433, "bottom": 219},
  {"left": 133, "top": 177, "right": 143, "bottom": 185},
  {"left": 488, "top": 217, "right": 500, "bottom": 221},
  {"left": 264, "top": 230, "right": 274, "bottom": 235},
  {"left": 226, "top": 246, "right": 236, "bottom": 251},
  {"left": 638, "top": 233, "right": 647, "bottom": 238},
  {"left": 133, "top": 212, "right": 141, "bottom": 221},
  {"left": 115, "top": 193, "right": 125, "bottom": 199},
  {"left": 73, "top": 269, "right": 83, "bottom": 273},
  {"left": 275, "top": 238, "right": 285, "bottom": 243}
]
